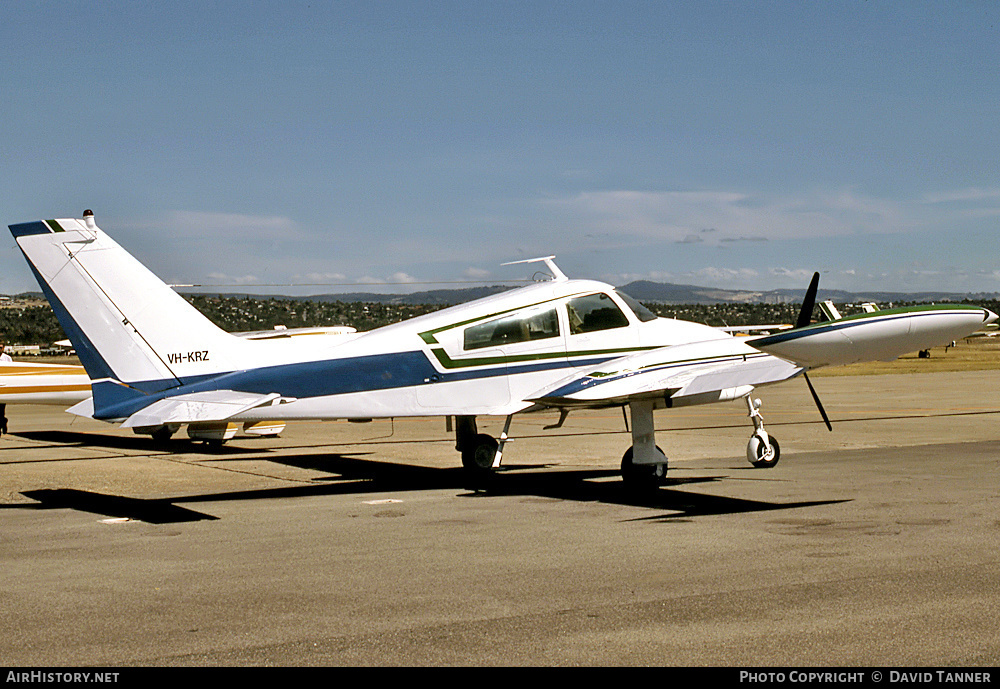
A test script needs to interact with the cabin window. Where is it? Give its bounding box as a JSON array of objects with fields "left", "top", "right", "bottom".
[
  {"left": 566, "top": 293, "right": 630, "bottom": 334},
  {"left": 615, "top": 290, "right": 658, "bottom": 322},
  {"left": 463, "top": 306, "right": 560, "bottom": 350}
]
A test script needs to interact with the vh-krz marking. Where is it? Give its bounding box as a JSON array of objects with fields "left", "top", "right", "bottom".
[{"left": 167, "top": 351, "right": 210, "bottom": 364}]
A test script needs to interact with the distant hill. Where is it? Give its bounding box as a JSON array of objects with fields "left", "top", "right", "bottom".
[
  {"left": 616, "top": 280, "right": 769, "bottom": 304},
  {"left": 300, "top": 285, "right": 515, "bottom": 305},
  {"left": 8, "top": 281, "right": 1000, "bottom": 308},
  {"left": 290, "top": 281, "right": 1000, "bottom": 306},
  {"left": 205, "top": 285, "right": 516, "bottom": 306}
]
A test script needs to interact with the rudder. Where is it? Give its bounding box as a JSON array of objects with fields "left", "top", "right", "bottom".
[{"left": 10, "top": 214, "right": 247, "bottom": 394}]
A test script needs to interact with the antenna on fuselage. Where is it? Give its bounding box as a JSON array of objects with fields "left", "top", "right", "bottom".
[{"left": 501, "top": 255, "right": 568, "bottom": 282}]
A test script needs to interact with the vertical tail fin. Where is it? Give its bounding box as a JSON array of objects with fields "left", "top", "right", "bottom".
[{"left": 10, "top": 214, "right": 247, "bottom": 395}]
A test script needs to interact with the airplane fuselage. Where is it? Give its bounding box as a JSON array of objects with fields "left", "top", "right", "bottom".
[
  {"left": 81, "top": 277, "right": 994, "bottom": 425},
  {"left": 104, "top": 279, "right": 736, "bottom": 423}
]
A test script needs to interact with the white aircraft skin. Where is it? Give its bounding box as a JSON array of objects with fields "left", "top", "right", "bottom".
[
  {"left": 0, "top": 361, "right": 90, "bottom": 405},
  {"left": 9, "top": 213, "right": 998, "bottom": 487}
]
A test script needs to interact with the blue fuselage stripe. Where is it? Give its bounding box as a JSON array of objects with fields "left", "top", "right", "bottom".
[{"left": 91, "top": 350, "right": 613, "bottom": 420}]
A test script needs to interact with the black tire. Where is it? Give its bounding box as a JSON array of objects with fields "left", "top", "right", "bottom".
[
  {"left": 150, "top": 425, "right": 174, "bottom": 442},
  {"left": 749, "top": 435, "right": 780, "bottom": 468},
  {"left": 461, "top": 433, "right": 499, "bottom": 472},
  {"left": 621, "top": 445, "right": 667, "bottom": 490}
]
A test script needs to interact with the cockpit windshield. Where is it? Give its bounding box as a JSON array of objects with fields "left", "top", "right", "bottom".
[{"left": 615, "top": 290, "right": 658, "bottom": 322}]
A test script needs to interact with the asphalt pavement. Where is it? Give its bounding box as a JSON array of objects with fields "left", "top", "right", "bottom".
[{"left": 2, "top": 369, "right": 999, "bottom": 666}]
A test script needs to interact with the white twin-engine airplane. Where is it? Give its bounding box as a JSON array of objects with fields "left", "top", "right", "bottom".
[{"left": 9, "top": 212, "right": 998, "bottom": 489}]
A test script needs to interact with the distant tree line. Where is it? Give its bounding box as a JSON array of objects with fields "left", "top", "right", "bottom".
[
  {"left": 183, "top": 295, "right": 445, "bottom": 333},
  {"left": 0, "top": 305, "right": 67, "bottom": 345},
  {"left": 2, "top": 295, "right": 998, "bottom": 347}
]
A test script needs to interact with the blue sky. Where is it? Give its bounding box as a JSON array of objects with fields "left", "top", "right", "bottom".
[{"left": 3, "top": 1, "right": 999, "bottom": 296}]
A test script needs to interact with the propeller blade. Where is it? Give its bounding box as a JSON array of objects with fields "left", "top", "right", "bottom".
[
  {"left": 804, "top": 372, "right": 833, "bottom": 431},
  {"left": 796, "top": 272, "right": 821, "bottom": 329}
]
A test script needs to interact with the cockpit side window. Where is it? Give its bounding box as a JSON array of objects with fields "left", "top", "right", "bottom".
[
  {"left": 615, "top": 290, "right": 658, "bottom": 322},
  {"left": 463, "top": 306, "right": 560, "bottom": 350},
  {"left": 566, "top": 293, "right": 630, "bottom": 334}
]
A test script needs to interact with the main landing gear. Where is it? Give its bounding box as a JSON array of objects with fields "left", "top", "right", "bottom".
[
  {"left": 619, "top": 393, "right": 781, "bottom": 492},
  {"left": 620, "top": 399, "right": 669, "bottom": 492},
  {"left": 454, "top": 392, "right": 781, "bottom": 490},
  {"left": 455, "top": 415, "right": 512, "bottom": 482}
]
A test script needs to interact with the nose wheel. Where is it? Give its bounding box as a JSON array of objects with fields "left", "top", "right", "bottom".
[
  {"left": 745, "top": 395, "right": 780, "bottom": 468},
  {"left": 747, "top": 433, "right": 780, "bottom": 468}
]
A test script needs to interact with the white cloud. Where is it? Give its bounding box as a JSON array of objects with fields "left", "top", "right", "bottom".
[
  {"left": 687, "top": 267, "right": 761, "bottom": 284},
  {"left": 205, "top": 272, "right": 260, "bottom": 285},
  {"left": 610, "top": 271, "right": 678, "bottom": 284},
  {"left": 542, "top": 188, "right": 912, "bottom": 246},
  {"left": 354, "top": 273, "right": 418, "bottom": 285},
  {"left": 163, "top": 211, "right": 299, "bottom": 241},
  {"left": 767, "top": 267, "right": 815, "bottom": 282},
  {"left": 676, "top": 234, "right": 704, "bottom": 244},
  {"left": 295, "top": 272, "right": 349, "bottom": 283},
  {"left": 922, "top": 187, "right": 1000, "bottom": 204},
  {"left": 609, "top": 267, "right": 764, "bottom": 287}
]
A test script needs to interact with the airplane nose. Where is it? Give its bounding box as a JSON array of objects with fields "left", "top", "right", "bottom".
[{"left": 985, "top": 309, "right": 999, "bottom": 325}]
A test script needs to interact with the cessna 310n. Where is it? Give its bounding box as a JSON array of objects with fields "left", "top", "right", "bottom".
[{"left": 9, "top": 212, "right": 997, "bottom": 489}]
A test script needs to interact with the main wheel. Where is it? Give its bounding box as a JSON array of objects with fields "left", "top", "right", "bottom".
[
  {"left": 150, "top": 425, "right": 175, "bottom": 442},
  {"left": 747, "top": 434, "right": 780, "bottom": 468},
  {"left": 621, "top": 445, "right": 667, "bottom": 491},
  {"left": 461, "top": 433, "right": 499, "bottom": 473}
]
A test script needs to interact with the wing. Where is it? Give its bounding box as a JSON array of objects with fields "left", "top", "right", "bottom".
[{"left": 528, "top": 337, "right": 802, "bottom": 408}]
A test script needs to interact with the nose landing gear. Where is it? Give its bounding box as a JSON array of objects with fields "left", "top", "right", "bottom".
[{"left": 745, "top": 394, "right": 780, "bottom": 468}]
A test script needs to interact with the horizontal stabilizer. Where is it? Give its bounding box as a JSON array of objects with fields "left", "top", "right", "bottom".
[
  {"left": 66, "top": 397, "right": 95, "bottom": 418},
  {"left": 121, "top": 390, "right": 284, "bottom": 428}
]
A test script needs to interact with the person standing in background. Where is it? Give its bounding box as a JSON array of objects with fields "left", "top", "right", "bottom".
[{"left": 0, "top": 343, "right": 11, "bottom": 434}]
